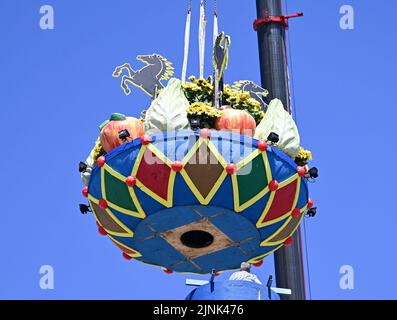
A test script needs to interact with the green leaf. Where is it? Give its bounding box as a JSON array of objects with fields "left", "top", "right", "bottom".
[
  {"left": 109, "top": 113, "right": 127, "bottom": 121},
  {"left": 99, "top": 120, "right": 109, "bottom": 131}
]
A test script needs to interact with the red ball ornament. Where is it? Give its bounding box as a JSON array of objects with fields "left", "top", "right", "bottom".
[
  {"left": 122, "top": 252, "right": 133, "bottom": 260},
  {"left": 308, "top": 198, "right": 314, "bottom": 209},
  {"left": 97, "top": 156, "right": 105, "bottom": 168},
  {"left": 226, "top": 163, "right": 237, "bottom": 175},
  {"left": 269, "top": 180, "right": 279, "bottom": 191},
  {"left": 99, "top": 199, "right": 108, "bottom": 209},
  {"left": 297, "top": 166, "right": 306, "bottom": 177},
  {"left": 82, "top": 186, "right": 89, "bottom": 198},
  {"left": 284, "top": 236, "right": 293, "bottom": 246},
  {"left": 258, "top": 140, "right": 268, "bottom": 152},
  {"left": 163, "top": 269, "right": 173, "bottom": 274},
  {"left": 200, "top": 128, "right": 211, "bottom": 139},
  {"left": 253, "top": 260, "right": 263, "bottom": 267},
  {"left": 291, "top": 208, "right": 301, "bottom": 218},
  {"left": 125, "top": 176, "right": 136, "bottom": 188},
  {"left": 140, "top": 135, "right": 152, "bottom": 145},
  {"left": 98, "top": 226, "right": 107, "bottom": 236},
  {"left": 171, "top": 161, "right": 183, "bottom": 172}
]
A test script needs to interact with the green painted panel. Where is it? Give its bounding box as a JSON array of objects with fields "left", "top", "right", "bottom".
[
  {"left": 104, "top": 170, "right": 137, "bottom": 212},
  {"left": 237, "top": 155, "right": 268, "bottom": 206}
]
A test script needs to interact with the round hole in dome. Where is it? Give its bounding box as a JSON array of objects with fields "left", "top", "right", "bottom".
[{"left": 180, "top": 230, "right": 214, "bottom": 248}]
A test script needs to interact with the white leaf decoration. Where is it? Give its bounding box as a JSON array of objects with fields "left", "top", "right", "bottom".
[
  {"left": 81, "top": 142, "right": 96, "bottom": 186},
  {"left": 254, "top": 99, "right": 300, "bottom": 158},
  {"left": 144, "top": 78, "right": 190, "bottom": 135}
]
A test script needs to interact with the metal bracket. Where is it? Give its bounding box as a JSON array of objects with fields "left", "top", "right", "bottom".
[
  {"left": 185, "top": 268, "right": 217, "bottom": 288},
  {"left": 254, "top": 11, "right": 303, "bottom": 31},
  {"left": 266, "top": 275, "right": 292, "bottom": 300}
]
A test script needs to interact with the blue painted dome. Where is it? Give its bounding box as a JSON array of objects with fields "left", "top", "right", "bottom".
[{"left": 86, "top": 130, "right": 310, "bottom": 274}]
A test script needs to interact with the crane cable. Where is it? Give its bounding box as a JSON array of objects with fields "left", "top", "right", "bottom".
[
  {"left": 285, "top": 0, "right": 313, "bottom": 301},
  {"left": 181, "top": 0, "right": 192, "bottom": 82},
  {"left": 213, "top": 0, "right": 218, "bottom": 45},
  {"left": 182, "top": 0, "right": 220, "bottom": 81},
  {"left": 198, "top": 0, "right": 207, "bottom": 78}
]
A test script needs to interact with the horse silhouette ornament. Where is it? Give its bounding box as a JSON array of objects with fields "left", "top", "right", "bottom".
[
  {"left": 233, "top": 80, "right": 269, "bottom": 109},
  {"left": 112, "top": 54, "right": 174, "bottom": 98}
]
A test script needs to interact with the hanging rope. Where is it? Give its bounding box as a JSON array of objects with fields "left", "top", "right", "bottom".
[
  {"left": 213, "top": 0, "right": 219, "bottom": 45},
  {"left": 181, "top": 0, "right": 192, "bottom": 83},
  {"left": 199, "top": 0, "right": 207, "bottom": 78},
  {"left": 285, "top": 0, "right": 312, "bottom": 301}
]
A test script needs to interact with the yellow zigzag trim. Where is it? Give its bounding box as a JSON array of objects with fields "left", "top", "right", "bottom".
[
  {"left": 255, "top": 175, "right": 301, "bottom": 228},
  {"left": 101, "top": 164, "right": 146, "bottom": 219},
  {"left": 131, "top": 144, "right": 176, "bottom": 208},
  {"left": 180, "top": 138, "right": 228, "bottom": 205},
  {"left": 260, "top": 204, "right": 308, "bottom": 246},
  {"left": 88, "top": 195, "right": 134, "bottom": 238},
  {"left": 231, "top": 150, "right": 273, "bottom": 213}
]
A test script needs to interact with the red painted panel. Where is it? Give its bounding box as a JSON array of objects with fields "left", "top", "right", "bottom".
[
  {"left": 263, "top": 179, "right": 297, "bottom": 222},
  {"left": 136, "top": 149, "right": 171, "bottom": 201}
]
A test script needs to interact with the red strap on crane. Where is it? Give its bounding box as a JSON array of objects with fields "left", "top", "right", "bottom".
[{"left": 253, "top": 12, "right": 303, "bottom": 30}]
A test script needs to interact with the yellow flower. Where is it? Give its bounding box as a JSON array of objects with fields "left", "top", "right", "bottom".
[
  {"left": 183, "top": 77, "right": 266, "bottom": 125},
  {"left": 240, "top": 92, "right": 250, "bottom": 100},
  {"left": 187, "top": 102, "right": 221, "bottom": 118},
  {"left": 228, "top": 96, "right": 237, "bottom": 102},
  {"left": 204, "top": 83, "right": 214, "bottom": 90},
  {"left": 92, "top": 138, "right": 106, "bottom": 161},
  {"left": 247, "top": 98, "right": 261, "bottom": 107},
  {"left": 296, "top": 147, "right": 313, "bottom": 161},
  {"left": 257, "top": 111, "right": 265, "bottom": 119}
]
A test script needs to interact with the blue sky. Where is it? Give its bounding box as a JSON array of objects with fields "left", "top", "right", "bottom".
[{"left": 0, "top": 0, "right": 396, "bottom": 299}]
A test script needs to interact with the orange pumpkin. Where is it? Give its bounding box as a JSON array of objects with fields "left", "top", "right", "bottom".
[
  {"left": 215, "top": 108, "right": 256, "bottom": 137},
  {"left": 100, "top": 113, "right": 144, "bottom": 152}
]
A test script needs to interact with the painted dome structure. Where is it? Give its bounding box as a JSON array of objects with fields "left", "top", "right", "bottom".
[{"left": 84, "top": 129, "right": 312, "bottom": 274}]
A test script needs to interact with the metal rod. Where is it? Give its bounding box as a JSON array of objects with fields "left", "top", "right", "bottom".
[{"left": 255, "top": 0, "right": 306, "bottom": 300}]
